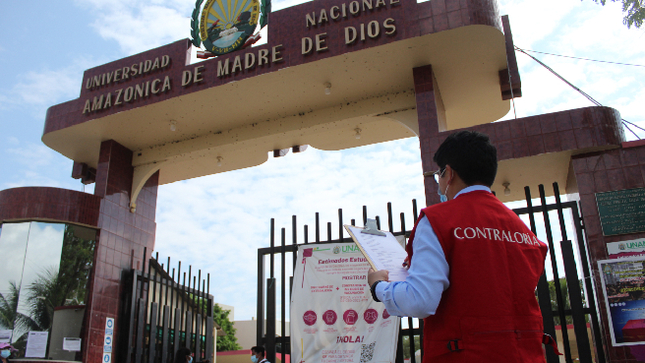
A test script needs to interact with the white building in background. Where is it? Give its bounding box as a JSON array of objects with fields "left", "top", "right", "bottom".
[
  {"left": 233, "top": 319, "right": 290, "bottom": 351},
  {"left": 216, "top": 303, "right": 290, "bottom": 351}
]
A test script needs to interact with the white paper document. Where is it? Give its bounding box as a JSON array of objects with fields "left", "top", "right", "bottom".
[
  {"left": 63, "top": 337, "right": 82, "bottom": 352},
  {"left": 25, "top": 331, "right": 48, "bottom": 358},
  {"left": 345, "top": 225, "right": 410, "bottom": 281}
]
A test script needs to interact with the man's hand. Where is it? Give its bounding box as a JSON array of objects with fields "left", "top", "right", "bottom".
[{"left": 368, "top": 268, "right": 389, "bottom": 286}]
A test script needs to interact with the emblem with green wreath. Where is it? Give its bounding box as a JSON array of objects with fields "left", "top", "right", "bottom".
[{"left": 191, "top": 0, "right": 270, "bottom": 56}]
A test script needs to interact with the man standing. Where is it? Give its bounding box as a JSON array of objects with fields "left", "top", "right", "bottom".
[
  {"left": 368, "top": 131, "right": 550, "bottom": 362},
  {"left": 250, "top": 346, "right": 269, "bottom": 363}
]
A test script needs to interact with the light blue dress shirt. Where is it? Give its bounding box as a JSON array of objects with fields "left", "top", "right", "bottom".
[{"left": 374, "top": 185, "right": 492, "bottom": 318}]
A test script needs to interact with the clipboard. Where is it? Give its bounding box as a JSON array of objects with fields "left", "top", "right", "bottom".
[{"left": 344, "top": 221, "right": 409, "bottom": 281}]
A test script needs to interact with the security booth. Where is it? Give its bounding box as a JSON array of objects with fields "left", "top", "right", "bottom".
[{"left": 0, "top": 0, "right": 641, "bottom": 361}]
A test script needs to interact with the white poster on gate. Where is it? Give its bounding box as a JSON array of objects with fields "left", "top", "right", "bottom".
[{"left": 291, "top": 243, "right": 399, "bottom": 363}]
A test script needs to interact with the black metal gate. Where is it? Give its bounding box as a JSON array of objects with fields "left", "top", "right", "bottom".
[
  {"left": 119, "top": 249, "right": 214, "bottom": 363},
  {"left": 257, "top": 183, "right": 605, "bottom": 363},
  {"left": 516, "top": 184, "right": 605, "bottom": 363}
]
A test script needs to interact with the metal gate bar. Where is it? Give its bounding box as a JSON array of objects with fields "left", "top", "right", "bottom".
[
  {"left": 568, "top": 198, "right": 606, "bottom": 363},
  {"left": 119, "top": 249, "right": 214, "bottom": 363},
  {"left": 553, "top": 185, "right": 594, "bottom": 363}
]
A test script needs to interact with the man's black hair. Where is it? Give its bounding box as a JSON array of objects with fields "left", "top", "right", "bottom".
[
  {"left": 251, "top": 346, "right": 266, "bottom": 356},
  {"left": 433, "top": 130, "right": 497, "bottom": 187},
  {"left": 174, "top": 347, "right": 192, "bottom": 363}
]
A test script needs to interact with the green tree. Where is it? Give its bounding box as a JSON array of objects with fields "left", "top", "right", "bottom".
[
  {"left": 23, "top": 226, "right": 95, "bottom": 333},
  {"left": 0, "top": 271, "right": 63, "bottom": 355},
  {"left": 25, "top": 266, "right": 73, "bottom": 332},
  {"left": 546, "top": 278, "right": 588, "bottom": 325},
  {"left": 0, "top": 281, "right": 35, "bottom": 335},
  {"left": 401, "top": 335, "right": 421, "bottom": 359},
  {"left": 0, "top": 281, "right": 21, "bottom": 330},
  {"left": 57, "top": 225, "right": 95, "bottom": 305},
  {"left": 0, "top": 225, "right": 95, "bottom": 354},
  {"left": 213, "top": 304, "right": 242, "bottom": 351},
  {"left": 586, "top": 0, "right": 645, "bottom": 28}
]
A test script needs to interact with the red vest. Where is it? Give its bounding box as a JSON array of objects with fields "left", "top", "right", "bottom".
[{"left": 406, "top": 190, "right": 548, "bottom": 363}]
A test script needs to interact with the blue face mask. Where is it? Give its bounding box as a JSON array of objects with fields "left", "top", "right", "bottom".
[
  {"left": 188, "top": 356, "right": 193, "bottom": 363},
  {"left": 437, "top": 183, "right": 450, "bottom": 203},
  {"left": 1, "top": 350, "right": 10, "bottom": 358},
  {"left": 434, "top": 168, "right": 449, "bottom": 203},
  {"left": 437, "top": 186, "right": 447, "bottom": 202},
  {"left": 251, "top": 355, "right": 259, "bottom": 363}
]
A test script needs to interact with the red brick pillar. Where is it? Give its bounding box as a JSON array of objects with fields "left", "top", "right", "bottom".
[
  {"left": 571, "top": 141, "right": 645, "bottom": 363},
  {"left": 83, "top": 140, "right": 159, "bottom": 363},
  {"left": 413, "top": 64, "right": 442, "bottom": 207}
]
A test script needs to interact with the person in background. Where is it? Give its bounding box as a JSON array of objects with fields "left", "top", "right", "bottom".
[
  {"left": 368, "top": 131, "right": 557, "bottom": 362},
  {"left": 251, "top": 346, "right": 269, "bottom": 363},
  {"left": 0, "top": 343, "right": 17, "bottom": 363},
  {"left": 173, "top": 347, "right": 209, "bottom": 363}
]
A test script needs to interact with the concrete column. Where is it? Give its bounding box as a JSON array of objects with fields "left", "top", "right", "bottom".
[
  {"left": 413, "top": 64, "right": 442, "bottom": 207},
  {"left": 83, "top": 140, "right": 159, "bottom": 363},
  {"left": 571, "top": 142, "right": 645, "bottom": 363}
]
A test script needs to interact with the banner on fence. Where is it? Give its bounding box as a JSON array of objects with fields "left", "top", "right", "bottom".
[
  {"left": 291, "top": 242, "right": 399, "bottom": 363},
  {"left": 599, "top": 256, "right": 645, "bottom": 346}
]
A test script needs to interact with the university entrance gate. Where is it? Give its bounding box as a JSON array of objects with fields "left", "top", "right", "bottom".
[
  {"left": 256, "top": 183, "right": 605, "bottom": 363},
  {"left": 5, "top": 0, "right": 631, "bottom": 358}
]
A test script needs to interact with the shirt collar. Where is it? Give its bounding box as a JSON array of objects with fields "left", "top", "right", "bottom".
[{"left": 454, "top": 185, "right": 491, "bottom": 199}]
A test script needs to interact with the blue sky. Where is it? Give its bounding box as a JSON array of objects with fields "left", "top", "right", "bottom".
[{"left": 1, "top": 0, "right": 644, "bottom": 322}]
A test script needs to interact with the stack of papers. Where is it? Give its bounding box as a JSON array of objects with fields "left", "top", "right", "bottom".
[{"left": 344, "top": 225, "right": 409, "bottom": 281}]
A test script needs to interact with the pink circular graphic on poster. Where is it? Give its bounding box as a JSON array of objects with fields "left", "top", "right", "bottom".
[
  {"left": 323, "top": 310, "right": 337, "bottom": 325},
  {"left": 382, "top": 309, "right": 391, "bottom": 319},
  {"left": 343, "top": 309, "right": 359, "bottom": 325},
  {"left": 364, "top": 308, "right": 378, "bottom": 324},
  {"left": 303, "top": 310, "right": 317, "bottom": 326}
]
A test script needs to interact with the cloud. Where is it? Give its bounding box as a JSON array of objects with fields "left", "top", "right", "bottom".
[
  {"left": 512, "top": 47, "right": 645, "bottom": 134},
  {"left": 1, "top": 64, "right": 86, "bottom": 119},
  {"left": 497, "top": 0, "right": 645, "bottom": 137},
  {"left": 0, "top": 94, "right": 9, "bottom": 111},
  {"left": 153, "top": 139, "right": 425, "bottom": 318},
  {"left": 1, "top": 143, "right": 79, "bottom": 190},
  {"left": 7, "top": 143, "right": 58, "bottom": 169},
  {"left": 554, "top": 1, "right": 638, "bottom": 57},
  {"left": 75, "top": 0, "right": 193, "bottom": 55},
  {"left": 498, "top": 0, "right": 578, "bottom": 48},
  {"left": 0, "top": 223, "right": 32, "bottom": 295},
  {"left": 0, "top": 222, "right": 65, "bottom": 313},
  {"left": 6, "top": 137, "right": 19, "bottom": 146}
]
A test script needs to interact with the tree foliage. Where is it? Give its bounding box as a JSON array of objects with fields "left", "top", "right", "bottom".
[
  {"left": 0, "top": 225, "right": 95, "bottom": 353},
  {"left": 0, "top": 281, "right": 21, "bottom": 330},
  {"left": 57, "top": 225, "right": 95, "bottom": 304},
  {"left": 546, "top": 278, "right": 588, "bottom": 325},
  {"left": 23, "top": 225, "right": 95, "bottom": 332},
  {"left": 0, "top": 281, "right": 34, "bottom": 335},
  {"left": 401, "top": 335, "right": 421, "bottom": 359},
  {"left": 588, "top": 0, "right": 645, "bottom": 28},
  {"left": 213, "top": 304, "right": 242, "bottom": 351}
]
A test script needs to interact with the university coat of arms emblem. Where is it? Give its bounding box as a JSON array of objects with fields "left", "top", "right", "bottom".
[{"left": 191, "top": 0, "right": 269, "bottom": 56}]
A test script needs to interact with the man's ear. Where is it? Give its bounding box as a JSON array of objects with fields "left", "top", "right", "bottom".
[{"left": 444, "top": 165, "right": 454, "bottom": 184}]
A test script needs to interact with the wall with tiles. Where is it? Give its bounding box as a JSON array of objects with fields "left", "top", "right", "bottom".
[
  {"left": 572, "top": 141, "right": 645, "bottom": 362},
  {"left": 0, "top": 187, "right": 101, "bottom": 225},
  {"left": 82, "top": 140, "right": 159, "bottom": 363},
  {"left": 0, "top": 142, "right": 159, "bottom": 363}
]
